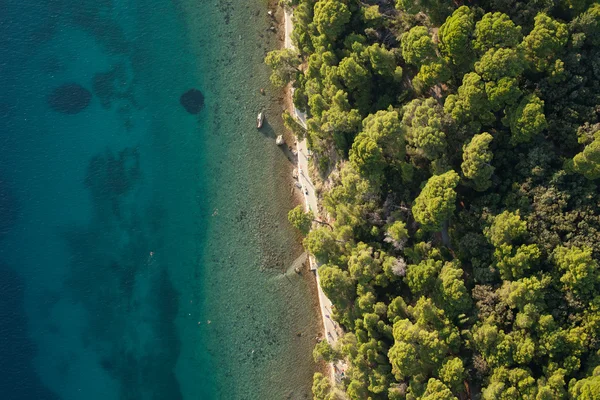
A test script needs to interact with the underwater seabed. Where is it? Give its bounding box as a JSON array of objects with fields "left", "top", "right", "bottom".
[{"left": 0, "top": 0, "right": 319, "bottom": 399}]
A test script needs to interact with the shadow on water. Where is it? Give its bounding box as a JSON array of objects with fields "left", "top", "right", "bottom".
[{"left": 0, "top": 266, "right": 59, "bottom": 400}]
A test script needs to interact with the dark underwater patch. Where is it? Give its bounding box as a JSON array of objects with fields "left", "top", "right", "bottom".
[
  {"left": 0, "top": 266, "right": 60, "bottom": 400},
  {"left": 47, "top": 83, "right": 92, "bottom": 114},
  {"left": 0, "top": 176, "right": 18, "bottom": 237},
  {"left": 180, "top": 89, "right": 205, "bottom": 114}
]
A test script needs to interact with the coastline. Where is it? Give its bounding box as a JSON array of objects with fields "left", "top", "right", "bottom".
[
  {"left": 280, "top": 5, "right": 345, "bottom": 385},
  {"left": 174, "top": 1, "right": 322, "bottom": 398}
]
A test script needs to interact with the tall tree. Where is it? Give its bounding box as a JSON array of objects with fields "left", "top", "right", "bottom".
[
  {"left": 412, "top": 170, "right": 460, "bottom": 232},
  {"left": 473, "top": 12, "right": 522, "bottom": 54},
  {"left": 504, "top": 94, "right": 547, "bottom": 145},
  {"left": 438, "top": 6, "right": 476, "bottom": 71},
  {"left": 461, "top": 132, "right": 495, "bottom": 191},
  {"left": 313, "top": 0, "right": 351, "bottom": 41},
  {"left": 521, "top": 13, "right": 569, "bottom": 73}
]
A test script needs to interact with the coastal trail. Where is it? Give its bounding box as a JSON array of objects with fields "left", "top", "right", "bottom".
[{"left": 283, "top": 6, "right": 346, "bottom": 385}]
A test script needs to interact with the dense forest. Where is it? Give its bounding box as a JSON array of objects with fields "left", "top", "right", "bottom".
[{"left": 267, "top": 0, "right": 600, "bottom": 398}]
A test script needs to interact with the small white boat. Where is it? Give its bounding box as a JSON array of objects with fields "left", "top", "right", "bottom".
[
  {"left": 276, "top": 135, "right": 284, "bottom": 146},
  {"left": 257, "top": 112, "right": 264, "bottom": 129}
]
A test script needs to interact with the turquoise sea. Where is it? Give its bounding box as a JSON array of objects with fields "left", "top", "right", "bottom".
[{"left": 0, "top": 0, "right": 319, "bottom": 399}]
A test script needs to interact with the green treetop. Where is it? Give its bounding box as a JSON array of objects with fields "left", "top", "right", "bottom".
[
  {"left": 438, "top": 357, "right": 466, "bottom": 393},
  {"left": 461, "top": 132, "right": 494, "bottom": 191},
  {"left": 570, "top": 3, "right": 600, "bottom": 47},
  {"left": 313, "top": 0, "right": 351, "bottom": 41},
  {"left": 444, "top": 72, "right": 494, "bottom": 134},
  {"left": 436, "top": 261, "right": 472, "bottom": 318},
  {"left": 312, "top": 372, "right": 335, "bottom": 400},
  {"left": 571, "top": 135, "right": 600, "bottom": 179},
  {"left": 320, "top": 90, "right": 362, "bottom": 140},
  {"left": 412, "top": 170, "right": 460, "bottom": 232},
  {"left": 485, "top": 210, "right": 527, "bottom": 247},
  {"left": 493, "top": 243, "right": 541, "bottom": 280},
  {"left": 264, "top": 48, "right": 300, "bottom": 87},
  {"left": 406, "top": 259, "right": 442, "bottom": 297},
  {"left": 365, "top": 43, "right": 396, "bottom": 77},
  {"left": 338, "top": 55, "right": 370, "bottom": 92},
  {"left": 485, "top": 77, "right": 522, "bottom": 112},
  {"left": 304, "top": 226, "right": 339, "bottom": 264},
  {"left": 414, "top": 59, "right": 452, "bottom": 93},
  {"left": 319, "top": 264, "right": 355, "bottom": 309},
  {"left": 521, "top": 13, "right": 569, "bottom": 73},
  {"left": 553, "top": 245, "right": 599, "bottom": 299},
  {"left": 568, "top": 366, "right": 600, "bottom": 400},
  {"left": 421, "top": 378, "right": 459, "bottom": 400},
  {"left": 401, "top": 26, "right": 437, "bottom": 68},
  {"left": 362, "top": 109, "right": 406, "bottom": 162},
  {"left": 473, "top": 12, "right": 522, "bottom": 54},
  {"left": 438, "top": 6, "right": 476, "bottom": 70},
  {"left": 349, "top": 132, "right": 386, "bottom": 182},
  {"left": 348, "top": 242, "right": 384, "bottom": 286},
  {"left": 482, "top": 367, "right": 537, "bottom": 400},
  {"left": 384, "top": 220, "right": 409, "bottom": 250},
  {"left": 395, "top": 0, "right": 453, "bottom": 25},
  {"left": 403, "top": 97, "right": 448, "bottom": 160},
  {"left": 350, "top": 109, "right": 406, "bottom": 182},
  {"left": 288, "top": 205, "right": 314, "bottom": 235},
  {"left": 474, "top": 47, "right": 525, "bottom": 81},
  {"left": 504, "top": 94, "right": 547, "bottom": 145}
]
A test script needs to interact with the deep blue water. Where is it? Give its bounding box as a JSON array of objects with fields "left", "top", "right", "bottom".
[{"left": 0, "top": 0, "right": 214, "bottom": 398}]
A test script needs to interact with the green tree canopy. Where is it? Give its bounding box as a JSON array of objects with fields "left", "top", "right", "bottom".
[
  {"left": 571, "top": 135, "right": 600, "bottom": 179},
  {"left": 553, "top": 245, "right": 599, "bottom": 298},
  {"left": 403, "top": 97, "right": 448, "bottom": 160},
  {"left": 412, "top": 170, "right": 460, "bottom": 232},
  {"left": 485, "top": 210, "right": 527, "bottom": 247},
  {"left": 474, "top": 47, "right": 525, "bottom": 81},
  {"left": 485, "top": 77, "right": 522, "bottom": 112},
  {"left": 288, "top": 205, "right": 314, "bottom": 235},
  {"left": 473, "top": 12, "right": 522, "bottom": 54},
  {"left": 414, "top": 60, "right": 452, "bottom": 93},
  {"left": 406, "top": 259, "right": 442, "bottom": 297},
  {"left": 444, "top": 72, "right": 494, "bottom": 133},
  {"left": 338, "top": 55, "right": 370, "bottom": 92},
  {"left": 568, "top": 366, "right": 600, "bottom": 400},
  {"left": 521, "top": 13, "right": 569, "bottom": 73},
  {"left": 461, "top": 132, "right": 495, "bottom": 191},
  {"left": 264, "top": 48, "right": 300, "bottom": 87},
  {"left": 422, "top": 378, "right": 459, "bottom": 400},
  {"left": 384, "top": 220, "right": 409, "bottom": 250},
  {"left": 362, "top": 109, "right": 406, "bottom": 162},
  {"left": 395, "top": 0, "right": 453, "bottom": 25},
  {"left": 365, "top": 43, "right": 397, "bottom": 77},
  {"left": 493, "top": 243, "right": 541, "bottom": 280},
  {"left": 504, "top": 94, "right": 547, "bottom": 145},
  {"left": 401, "top": 26, "right": 437, "bottom": 68},
  {"left": 304, "top": 226, "right": 339, "bottom": 263},
  {"left": 436, "top": 261, "right": 472, "bottom": 318},
  {"left": 438, "top": 6, "right": 476, "bottom": 70},
  {"left": 482, "top": 367, "right": 537, "bottom": 399},
  {"left": 438, "top": 357, "right": 465, "bottom": 393},
  {"left": 319, "top": 264, "right": 355, "bottom": 309},
  {"left": 349, "top": 132, "right": 386, "bottom": 182},
  {"left": 313, "top": 0, "right": 351, "bottom": 41},
  {"left": 348, "top": 242, "right": 384, "bottom": 286},
  {"left": 312, "top": 372, "right": 334, "bottom": 400}
]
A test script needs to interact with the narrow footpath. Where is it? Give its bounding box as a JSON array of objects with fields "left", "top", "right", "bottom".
[{"left": 283, "top": 7, "right": 346, "bottom": 384}]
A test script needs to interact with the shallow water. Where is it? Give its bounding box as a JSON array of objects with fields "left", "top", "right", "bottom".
[{"left": 0, "top": 0, "right": 319, "bottom": 399}]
